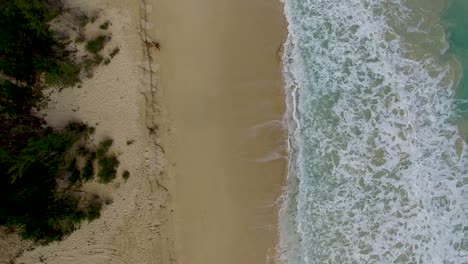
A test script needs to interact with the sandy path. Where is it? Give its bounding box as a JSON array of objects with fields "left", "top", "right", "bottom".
[{"left": 155, "top": 0, "right": 287, "bottom": 263}]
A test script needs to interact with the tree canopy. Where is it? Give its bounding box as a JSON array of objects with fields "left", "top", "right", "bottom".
[
  {"left": 0, "top": 0, "right": 115, "bottom": 242},
  {"left": 0, "top": 0, "right": 63, "bottom": 84}
]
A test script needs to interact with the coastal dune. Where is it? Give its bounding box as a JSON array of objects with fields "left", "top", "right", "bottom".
[
  {"left": 156, "top": 0, "right": 286, "bottom": 263},
  {"left": 10, "top": 0, "right": 176, "bottom": 263}
]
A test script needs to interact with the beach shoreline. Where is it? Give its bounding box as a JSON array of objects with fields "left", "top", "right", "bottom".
[
  {"left": 1, "top": 0, "right": 287, "bottom": 263},
  {"left": 155, "top": 0, "right": 287, "bottom": 263}
]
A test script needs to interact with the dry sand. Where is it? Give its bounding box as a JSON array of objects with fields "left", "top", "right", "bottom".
[{"left": 155, "top": 0, "right": 287, "bottom": 263}]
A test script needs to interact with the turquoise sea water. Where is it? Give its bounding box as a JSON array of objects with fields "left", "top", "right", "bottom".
[{"left": 280, "top": 0, "right": 468, "bottom": 263}]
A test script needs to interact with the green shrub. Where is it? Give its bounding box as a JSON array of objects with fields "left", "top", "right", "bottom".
[
  {"left": 0, "top": 0, "right": 62, "bottom": 85},
  {"left": 94, "top": 54, "right": 104, "bottom": 65},
  {"left": 76, "top": 144, "right": 89, "bottom": 156},
  {"left": 97, "top": 154, "right": 119, "bottom": 183},
  {"left": 99, "top": 21, "right": 110, "bottom": 30},
  {"left": 85, "top": 35, "right": 108, "bottom": 54},
  {"left": 19, "top": 196, "right": 88, "bottom": 242},
  {"left": 109, "top": 47, "right": 120, "bottom": 58},
  {"left": 0, "top": 122, "right": 99, "bottom": 242},
  {"left": 64, "top": 121, "right": 90, "bottom": 135},
  {"left": 45, "top": 61, "right": 81, "bottom": 88},
  {"left": 96, "top": 139, "right": 113, "bottom": 158},
  {"left": 81, "top": 55, "right": 103, "bottom": 78},
  {"left": 86, "top": 200, "right": 102, "bottom": 221},
  {"left": 122, "top": 170, "right": 130, "bottom": 180},
  {"left": 81, "top": 152, "right": 96, "bottom": 181},
  {"left": 68, "top": 159, "right": 81, "bottom": 184}
]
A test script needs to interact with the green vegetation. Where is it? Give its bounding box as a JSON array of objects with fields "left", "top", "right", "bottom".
[
  {"left": 0, "top": 0, "right": 60, "bottom": 85},
  {"left": 0, "top": 0, "right": 80, "bottom": 87},
  {"left": 85, "top": 35, "right": 108, "bottom": 54},
  {"left": 86, "top": 200, "right": 102, "bottom": 221},
  {"left": 94, "top": 139, "right": 119, "bottom": 183},
  {"left": 68, "top": 158, "right": 81, "bottom": 184},
  {"left": 97, "top": 139, "right": 113, "bottom": 158},
  {"left": 0, "top": 120, "right": 98, "bottom": 242},
  {"left": 80, "top": 152, "right": 96, "bottom": 181},
  {"left": 45, "top": 60, "right": 82, "bottom": 88},
  {"left": 109, "top": 47, "right": 120, "bottom": 58},
  {"left": 122, "top": 170, "right": 130, "bottom": 180},
  {"left": 97, "top": 154, "right": 119, "bottom": 183},
  {"left": 0, "top": 0, "right": 120, "bottom": 243},
  {"left": 74, "top": 139, "right": 121, "bottom": 185},
  {"left": 99, "top": 21, "right": 110, "bottom": 30}
]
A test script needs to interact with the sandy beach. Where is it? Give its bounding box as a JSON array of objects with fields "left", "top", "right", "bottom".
[
  {"left": 1, "top": 0, "right": 286, "bottom": 263},
  {"left": 156, "top": 0, "right": 286, "bottom": 263}
]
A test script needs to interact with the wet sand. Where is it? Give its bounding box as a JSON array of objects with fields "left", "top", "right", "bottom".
[{"left": 155, "top": 0, "right": 287, "bottom": 263}]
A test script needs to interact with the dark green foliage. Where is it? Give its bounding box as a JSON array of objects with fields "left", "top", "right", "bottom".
[
  {"left": 80, "top": 152, "right": 96, "bottom": 181},
  {"left": 19, "top": 196, "right": 86, "bottom": 242},
  {"left": 82, "top": 57, "right": 97, "bottom": 72},
  {"left": 76, "top": 144, "right": 89, "bottom": 156},
  {"left": 0, "top": 112, "right": 45, "bottom": 157},
  {"left": 109, "top": 47, "right": 120, "bottom": 58},
  {"left": 0, "top": 125, "right": 97, "bottom": 242},
  {"left": 122, "top": 170, "right": 130, "bottom": 180},
  {"left": 96, "top": 139, "right": 113, "bottom": 158},
  {"left": 97, "top": 154, "right": 119, "bottom": 184},
  {"left": 68, "top": 158, "right": 81, "bottom": 184},
  {"left": 86, "top": 199, "right": 102, "bottom": 221},
  {"left": 7, "top": 130, "right": 75, "bottom": 184},
  {"left": 0, "top": 80, "right": 43, "bottom": 116},
  {"left": 0, "top": 0, "right": 79, "bottom": 87},
  {"left": 91, "top": 138, "right": 120, "bottom": 184},
  {"left": 99, "top": 21, "right": 110, "bottom": 30},
  {"left": 0, "top": 0, "right": 118, "bottom": 243},
  {"left": 81, "top": 55, "right": 103, "bottom": 78},
  {"left": 85, "top": 35, "right": 108, "bottom": 54},
  {"left": 65, "top": 121, "right": 94, "bottom": 135},
  {"left": 45, "top": 60, "right": 81, "bottom": 88},
  {"left": 94, "top": 54, "right": 104, "bottom": 65}
]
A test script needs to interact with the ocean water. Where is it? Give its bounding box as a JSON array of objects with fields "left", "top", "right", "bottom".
[{"left": 280, "top": 0, "right": 468, "bottom": 263}]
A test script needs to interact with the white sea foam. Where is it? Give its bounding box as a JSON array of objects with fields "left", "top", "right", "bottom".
[
  {"left": 279, "top": 0, "right": 468, "bottom": 263},
  {"left": 247, "top": 120, "right": 284, "bottom": 138}
]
